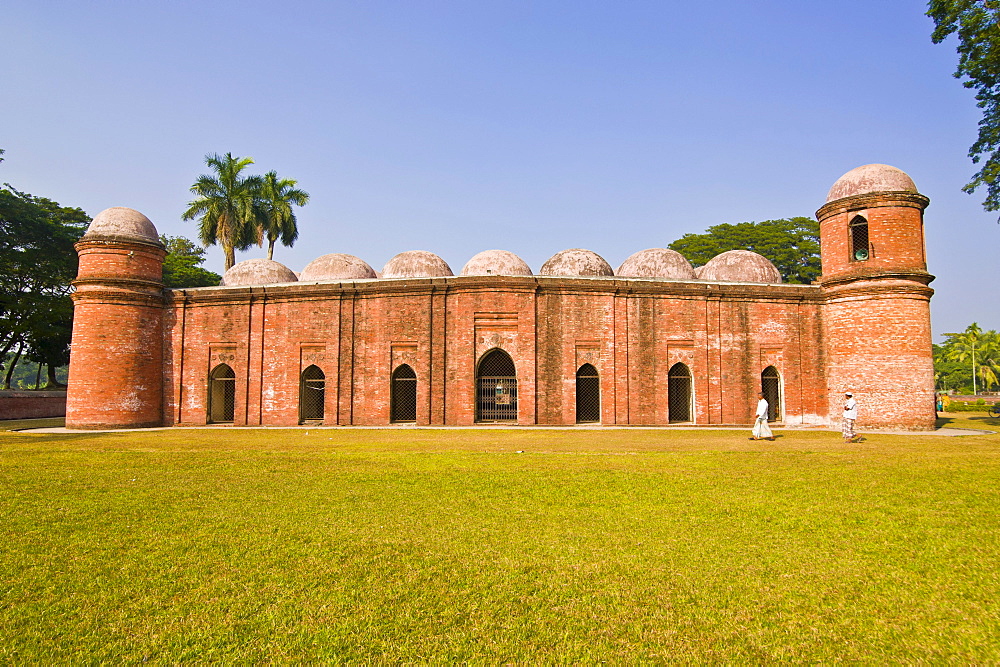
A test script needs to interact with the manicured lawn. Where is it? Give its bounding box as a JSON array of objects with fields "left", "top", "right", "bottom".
[{"left": 1, "top": 416, "right": 999, "bottom": 661}]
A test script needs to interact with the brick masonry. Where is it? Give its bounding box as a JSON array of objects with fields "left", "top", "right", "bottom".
[{"left": 66, "top": 186, "right": 937, "bottom": 431}]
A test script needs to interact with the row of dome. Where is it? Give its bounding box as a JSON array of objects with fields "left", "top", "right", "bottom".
[{"left": 220, "top": 247, "right": 783, "bottom": 286}]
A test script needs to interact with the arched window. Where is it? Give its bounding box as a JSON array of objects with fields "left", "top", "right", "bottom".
[
  {"left": 761, "top": 366, "right": 781, "bottom": 422},
  {"left": 391, "top": 364, "right": 417, "bottom": 423},
  {"left": 668, "top": 363, "right": 693, "bottom": 423},
  {"left": 299, "top": 365, "right": 325, "bottom": 422},
  {"left": 208, "top": 363, "right": 235, "bottom": 423},
  {"left": 576, "top": 364, "right": 600, "bottom": 423},
  {"left": 850, "top": 215, "right": 870, "bottom": 261},
  {"left": 476, "top": 349, "right": 517, "bottom": 422}
]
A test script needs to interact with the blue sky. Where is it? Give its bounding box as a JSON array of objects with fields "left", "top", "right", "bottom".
[{"left": 3, "top": 0, "right": 998, "bottom": 336}]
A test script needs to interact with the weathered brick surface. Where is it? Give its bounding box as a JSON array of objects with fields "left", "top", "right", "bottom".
[
  {"left": 817, "top": 191, "right": 936, "bottom": 430},
  {"left": 66, "top": 240, "right": 165, "bottom": 429},
  {"left": 153, "top": 277, "right": 826, "bottom": 427},
  {"left": 67, "top": 189, "right": 936, "bottom": 430}
]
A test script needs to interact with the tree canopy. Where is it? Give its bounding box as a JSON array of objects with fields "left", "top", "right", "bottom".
[
  {"left": 183, "top": 153, "right": 263, "bottom": 272},
  {"left": 929, "top": 1, "right": 1000, "bottom": 218},
  {"left": 258, "top": 171, "right": 309, "bottom": 261},
  {"left": 0, "top": 182, "right": 88, "bottom": 388},
  {"left": 161, "top": 235, "right": 222, "bottom": 288},
  {"left": 667, "top": 217, "right": 821, "bottom": 284},
  {"left": 935, "top": 322, "right": 1000, "bottom": 393},
  {"left": 183, "top": 153, "right": 309, "bottom": 271}
]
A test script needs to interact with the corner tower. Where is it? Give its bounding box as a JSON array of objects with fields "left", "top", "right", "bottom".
[
  {"left": 816, "top": 164, "right": 935, "bottom": 429},
  {"left": 66, "top": 208, "right": 167, "bottom": 429}
]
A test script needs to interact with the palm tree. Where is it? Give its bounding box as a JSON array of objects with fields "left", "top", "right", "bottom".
[
  {"left": 257, "top": 171, "right": 309, "bottom": 260},
  {"left": 182, "top": 153, "right": 263, "bottom": 271},
  {"left": 943, "top": 324, "right": 1000, "bottom": 394}
]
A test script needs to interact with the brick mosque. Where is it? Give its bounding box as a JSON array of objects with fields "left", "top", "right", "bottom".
[{"left": 65, "top": 163, "right": 936, "bottom": 430}]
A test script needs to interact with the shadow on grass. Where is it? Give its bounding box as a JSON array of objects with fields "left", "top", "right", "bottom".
[{"left": 0, "top": 417, "right": 66, "bottom": 431}]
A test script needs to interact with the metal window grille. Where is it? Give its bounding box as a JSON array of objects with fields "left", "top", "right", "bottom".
[
  {"left": 761, "top": 366, "right": 781, "bottom": 422},
  {"left": 391, "top": 364, "right": 417, "bottom": 423},
  {"left": 668, "top": 363, "right": 692, "bottom": 423},
  {"left": 850, "top": 215, "right": 869, "bottom": 261},
  {"left": 299, "top": 365, "right": 325, "bottom": 422},
  {"left": 576, "top": 364, "right": 600, "bottom": 423},
  {"left": 476, "top": 349, "right": 517, "bottom": 422},
  {"left": 209, "top": 364, "right": 235, "bottom": 423}
]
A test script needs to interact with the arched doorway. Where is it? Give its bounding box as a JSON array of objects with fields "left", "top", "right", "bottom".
[
  {"left": 299, "top": 365, "right": 325, "bottom": 422},
  {"left": 668, "top": 362, "right": 692, "bottom": 423},
  {"left": 761, "top": 366, "right": 781, "bottom": 421},
  {"left": 391, "top": 364, "right": 417, "bottom": 423},
  {"left": 576, "top": 364, "right": 600, "bottom": 423},
  {"left": 208, "top": 363, "right": 235, "bottom": 423},
  {"left": 476, "top": 349, "right": 517, "bottom": 422}
]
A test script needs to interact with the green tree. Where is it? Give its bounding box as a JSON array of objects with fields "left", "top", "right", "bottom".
[
  {"left": 161, "top": 235, "right": 222, "bottom": 288},
  {"left": 939, "top": 323, "right": 1000, "bottom": 393},
  {"left": 258, "top": 171, "right": 309, "bottom": 260},
  {"left": 668, "top": 217, "right": 821, "bottom": 284},
  {"left": 182, "top": 153, "right": 263, "bottom": 271},
  {"left": 0, "top": 184, "right": 88, "bottom": 388},
  {"left": 929, "top": 1, "right": 1000, "bottom": 217}
]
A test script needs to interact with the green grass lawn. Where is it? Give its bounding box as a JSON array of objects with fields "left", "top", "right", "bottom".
[{"left": 2, "top": 416, "right": 999, "bottom": 661}]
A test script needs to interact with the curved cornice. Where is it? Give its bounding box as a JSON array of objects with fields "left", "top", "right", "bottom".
[{"left": 816, "top": 192, "right": 930, "bottom": 220}]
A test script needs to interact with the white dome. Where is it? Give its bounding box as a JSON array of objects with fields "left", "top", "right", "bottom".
[
  {"left": 300, "top": 253, "right": 377, "bottom": 280},
  {"left": 221, "top": 258, "right": 298, "bottom": 286},
  {"left": 617, "top": 248, "right": 696, "bottom": 279},
  {"left": 827, "top": 164, "right": 918, "bottom": 203},
  {"left": 461, "top": 250, "right": 533, "bottom": 276},
  {"left": 698, "top": 250, "right": 782, "bottom": 283},
  {"left": 382, "top": 250, "right": 454, "bottom": 278},
  {"left": 83, "top": 207, "right": 161, "bottom": 245},
  {"left": 539, "top": 249, "right": 614, "bottom": 277}
]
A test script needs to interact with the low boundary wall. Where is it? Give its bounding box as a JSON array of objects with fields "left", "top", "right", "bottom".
[{"left": 0, "top": 391, "right": 67, "bottom": 420}]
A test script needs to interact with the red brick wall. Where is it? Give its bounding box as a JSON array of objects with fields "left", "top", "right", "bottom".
[
  {"left": 0, "top": 392, "right": 67, "bottom": 420},
  {"left": 68, "top": 192, "right": 935, "bottom": 431},
  {"left": 161, "top": 278, "right": 827, "bottom": 427}
]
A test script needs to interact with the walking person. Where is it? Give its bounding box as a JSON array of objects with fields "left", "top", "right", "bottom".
[
  {"left": 843, "top": 391, "right": 859, "bottom": 443},
  {"left": 751, "top": 391, "right": 774, "bottom": 441}
]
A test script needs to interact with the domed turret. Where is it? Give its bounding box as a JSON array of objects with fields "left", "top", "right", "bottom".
[
  {"left": 461, "top": 250, "right": 533, "bottom": 276},
  {"left": 382, "top": 251, "right": 453, "bottom": 278},
  {"left": 221, "top": 259, "right": 298, "bottom": 286},
  {"left": 817, "top": 164, "right": 935, "bottom": 429},
  {"left": 617, "top": 248, "right": 696, "bottom": 279},
  {"left": 82, "top": 207, "right": 163, "bottom": 246},
  {"left": 698, "top": 250, "right": 782, "bottom": 283},
  {"left": 68, "top": 207, "right": 167, "bottom": 429},
  {"left": 300, "top": 253, "right": 377, "bottom": 281},
  {"left": 539, "top": 249, "right": 614, "bottom": 277},
  {"left": 826, "top": 164, "right": 918, "bottom": 203}
]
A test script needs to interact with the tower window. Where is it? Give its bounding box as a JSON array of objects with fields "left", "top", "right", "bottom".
[{"left": 849, "top": 215, "right": 869, "bottom": 261}]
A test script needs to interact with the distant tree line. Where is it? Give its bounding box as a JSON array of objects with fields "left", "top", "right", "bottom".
[{"left": 934, "top": 323, "right": 1000, "bottom": 394}]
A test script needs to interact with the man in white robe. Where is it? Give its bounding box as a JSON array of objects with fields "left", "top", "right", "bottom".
[
  {"left": 843, "top": 392, "right": 859, "bottom": 442},
  {"left": 752, "top": 392, "right": 773, "bottom": 440}
]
